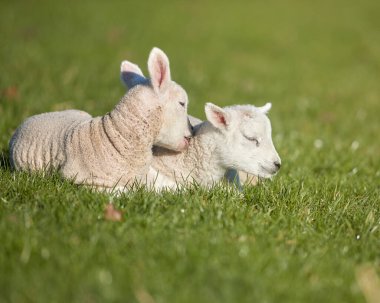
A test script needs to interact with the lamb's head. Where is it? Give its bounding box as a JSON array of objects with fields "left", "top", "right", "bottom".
[
  {"left": 205, "top": 102, "right": 281, "bottom": 178},
  {"left": 121, "top": 47, "right": 192, "bottom": 151}
]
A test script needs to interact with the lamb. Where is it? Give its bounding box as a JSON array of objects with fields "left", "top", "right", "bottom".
[
  {"left": 187, "top": 115, "right": 259, "bottom": 188},
  {"left": 146, "top": 102, "right": 281, "bottom": 190},
  {"left": 9, "top": 47, "right": 192, "bottom": 191}
]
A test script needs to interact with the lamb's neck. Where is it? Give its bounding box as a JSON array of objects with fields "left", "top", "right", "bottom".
[
  {"left": 101, "top": 90, "right": 162, "bottom": 159},
  {"left": 190, "top": 124, "right": 226, "bottom": 183},
  {"left": 154, "top": 122, "right": 226, "bottom": 184}
]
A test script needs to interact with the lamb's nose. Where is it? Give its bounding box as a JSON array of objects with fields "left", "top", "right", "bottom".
[
  {"left": 185, "top": 128, "right": 193, "bottom": 139},
  {"left": 274, "top": 161, "right": 281, "bottom": 170}
]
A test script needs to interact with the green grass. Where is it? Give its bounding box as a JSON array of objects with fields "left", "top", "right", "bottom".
[{"left": 1, "top": 0, "right": 379, "bottom": 302}]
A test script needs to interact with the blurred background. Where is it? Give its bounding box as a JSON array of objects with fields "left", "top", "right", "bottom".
[
  {"left": 1, "top": 1, "right": 379, "bottom": 302},
  {"left": 1, "top": 0, "right": 379, "bottom": 181}
]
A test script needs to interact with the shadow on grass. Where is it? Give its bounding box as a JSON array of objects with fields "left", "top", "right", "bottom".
[{"left": 0, "top": 149, "right": 11, "bottom": 170}]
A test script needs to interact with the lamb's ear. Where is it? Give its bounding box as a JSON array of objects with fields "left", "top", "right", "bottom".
[
  {"left": 148, "top": 47, "right": 171, "bottom": 93},
  {"left": 205, "top": 103, "right": 230, "bottom": 129},
  {"left": 120, "top": 60, "right": 146, "bottom": 89},
  {"left": 258, "top": 102, "right": 272, "bottom": 114}
]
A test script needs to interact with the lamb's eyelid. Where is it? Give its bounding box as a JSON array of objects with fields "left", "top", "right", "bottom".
[
  {"left": 243, "top": 134, "right": 258, "bottom": 141},
  {"left": 242, "top": 129, "right": 258, "bottom": 140}
]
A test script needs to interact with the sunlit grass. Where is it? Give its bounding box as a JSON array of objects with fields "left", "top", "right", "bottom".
[{"left": 1, "top": 0, "right": 379, "bottom": 302}]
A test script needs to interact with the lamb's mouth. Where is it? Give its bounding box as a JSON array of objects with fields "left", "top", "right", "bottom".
[{"left": 259, "top": 164, "right": 277, "bottom": 176}]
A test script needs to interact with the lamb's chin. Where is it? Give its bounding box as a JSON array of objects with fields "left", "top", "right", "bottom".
[
  {"left": 255, "top": 170, "right": 274, "bottom": 179},
  {"left": 174, "top": 138, "right": 190, "bottom": 151}
]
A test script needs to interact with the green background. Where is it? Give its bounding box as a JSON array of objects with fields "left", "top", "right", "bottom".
[{"left": 1, "top": 0, "right": 379, "bottom": 302}]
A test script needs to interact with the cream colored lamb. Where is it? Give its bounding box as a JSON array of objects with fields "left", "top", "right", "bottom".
[
  {"left": 147, "top": 102, "right": 281, "bottom": 190},
  {"left": 9, "top": 47, "right": 192, "bottom": 190}
]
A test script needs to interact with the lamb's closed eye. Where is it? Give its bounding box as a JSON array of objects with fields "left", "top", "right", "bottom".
[{"left": 243, "top": 135, "right": 259, "bottom": 146}]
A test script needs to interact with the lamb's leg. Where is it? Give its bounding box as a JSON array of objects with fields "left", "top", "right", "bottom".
[
  {"left": 224, "top": 169, "right": 259, "bottom": 188},
  {"left": 238, "top": 171, "right": 258, "bottom": 186},
  {"left": 224, "top": 169, "right": 242, "bottom": 190}
]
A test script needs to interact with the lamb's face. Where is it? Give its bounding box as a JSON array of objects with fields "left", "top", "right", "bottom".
[
  {"left": 120, "top": 47, "right": 192, "bottom": 152},
  {"left": 205, "top": 103, "right": 281, "bottom": 178},
  {"left": 230, "top": 109, "right": 281, "bottom": 178},
  {"left": 155, "top": 83, "right": 192, "bottom": 151}
]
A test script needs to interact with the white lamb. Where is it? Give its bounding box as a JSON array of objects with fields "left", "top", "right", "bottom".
[
  {"left": 9, "top": 47, "right": 192, "bottom": 191},
  {"left": 147, "top": 102, "right": 281, "bottom": 190},
  {"left": 187, "top": 115, "right": 259, "bottom": 187}
]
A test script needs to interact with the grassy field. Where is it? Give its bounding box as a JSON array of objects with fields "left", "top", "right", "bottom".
[{"left": 1, "top": 0, "right": 379, "bottom": 302}]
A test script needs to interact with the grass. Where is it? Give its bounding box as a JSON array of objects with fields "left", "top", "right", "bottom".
[{"left": 1, "top": 0, "right": 379, "bottom": 302}]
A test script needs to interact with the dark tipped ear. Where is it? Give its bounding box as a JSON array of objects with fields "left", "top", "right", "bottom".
[
  {"left": 205, "top": 103, "right": 230, "bottom": 129},
  {"left": 148, "top": 47, "right": 171, "bottom": 93},
  {"left": 120, "top": 60, "right": 146, "bottom": 89}
]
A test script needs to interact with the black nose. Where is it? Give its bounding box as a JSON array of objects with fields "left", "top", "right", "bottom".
[{"left": 274, "top": 161, "right": 281, "bottom": 170}]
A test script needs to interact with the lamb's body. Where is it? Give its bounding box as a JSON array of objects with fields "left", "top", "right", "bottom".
[
  {"left": 10, "top": 89, "right": 162, "bottom": 188},
  {"left": 10, "top": 110, "right": 91, "bottom": 171}
]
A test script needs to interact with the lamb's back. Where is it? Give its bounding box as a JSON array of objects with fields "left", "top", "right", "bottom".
[{"left": 10, "top": 110, "right": 92, "bottom": 171}]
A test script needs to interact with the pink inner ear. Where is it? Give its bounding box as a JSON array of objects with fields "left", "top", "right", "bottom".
[
  {"left": 216, "top": 112, "right": 227, "bottom": 126},
  {"left": 157, "top": 60, "right": 166, "bottom": 87}
]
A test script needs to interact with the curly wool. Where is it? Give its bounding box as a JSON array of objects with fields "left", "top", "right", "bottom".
[{"left": 10, "top": 87, "right": 163, "bottom": 189}]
